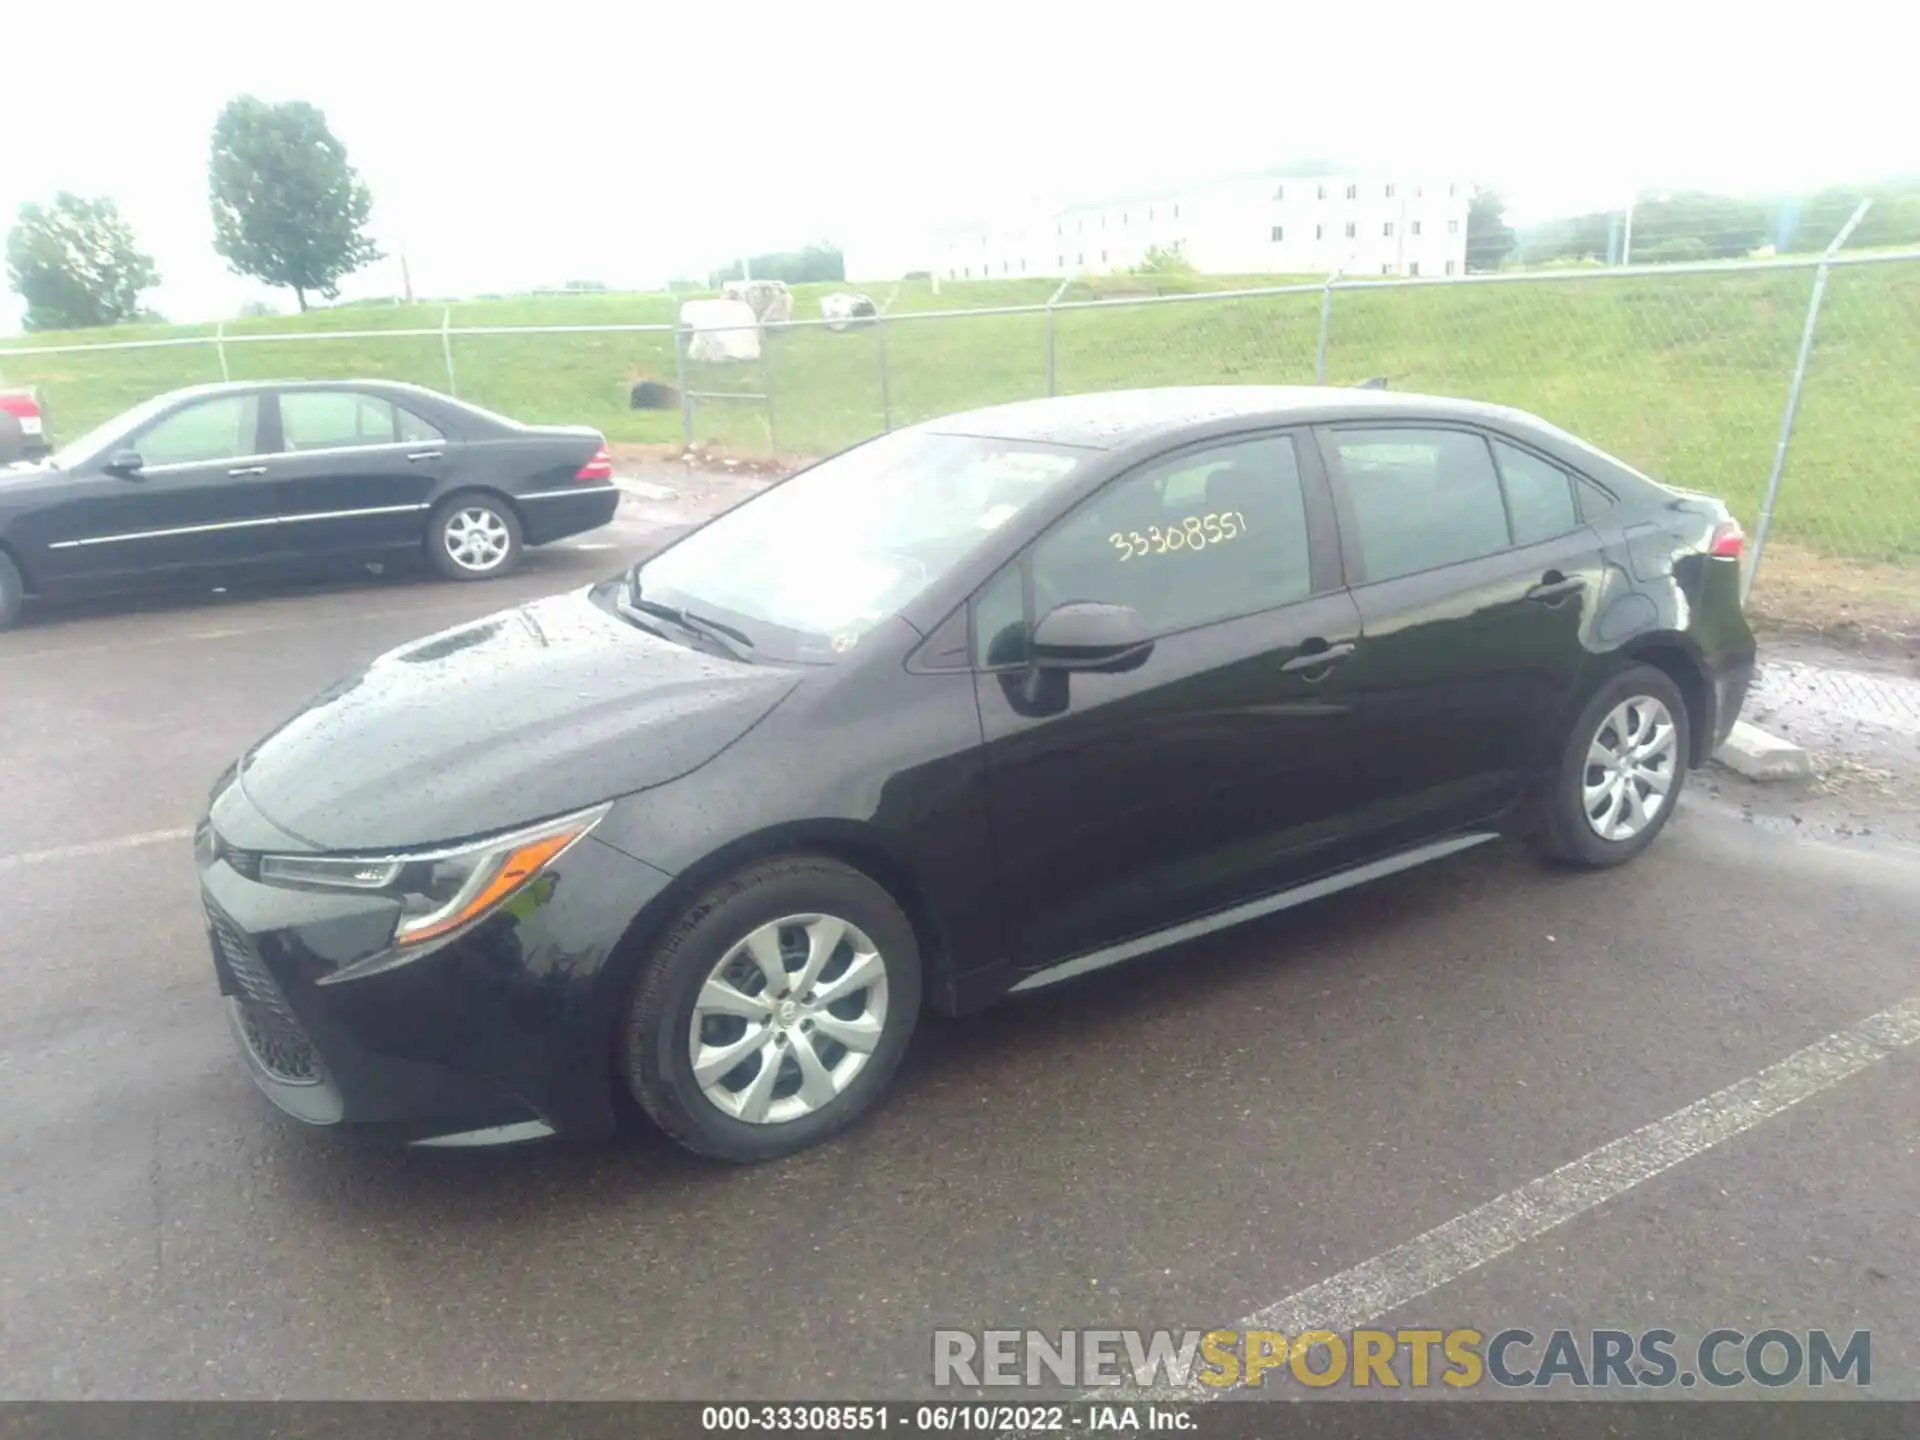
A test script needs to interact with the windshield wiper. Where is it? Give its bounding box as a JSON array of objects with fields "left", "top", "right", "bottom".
[{"left": 618, "top": 577, "right": 756, "bottom": 662}]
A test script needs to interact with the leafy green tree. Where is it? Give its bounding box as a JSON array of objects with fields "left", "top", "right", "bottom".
[
  {"left": 5, "top": 193, "right": 160, "bottom": 331},
  {"left": 710, "top": 243, "right": 845, "bottom": 286},
  {"left": 209, "top": 96, "right": 382, "bottom": 311},
  {"left": 1465, "top": 187, "right": 1515, "bottom": 272}
]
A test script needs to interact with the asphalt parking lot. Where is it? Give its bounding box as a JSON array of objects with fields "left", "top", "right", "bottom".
[{"left": 2, "top": 494, "right": 1916, "bottom": 1402}]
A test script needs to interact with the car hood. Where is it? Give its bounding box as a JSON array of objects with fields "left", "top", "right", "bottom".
[{"left": 236, "top": 587, "right": 801, "bottom": 852}]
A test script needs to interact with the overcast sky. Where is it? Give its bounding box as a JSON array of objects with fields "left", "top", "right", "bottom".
[{"left": 2, "top": 0, "right": 1911, "bottom": 333}]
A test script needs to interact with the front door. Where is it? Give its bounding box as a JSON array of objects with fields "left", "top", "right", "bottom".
[
  {"left": 35, "top": 392, "right": 279, "bottom": 586},
  {"left": 972, "top": 430, "right": 1366, "bottom": 973},
  {"left": 268, "top": 389, "right": 451, "bottom": 558},
  {"left": 1320, "top": 424, "right": 1605, "bottom": 850}
]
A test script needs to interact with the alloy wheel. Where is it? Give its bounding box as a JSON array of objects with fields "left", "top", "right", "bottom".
[
  {"left": 1582, "top": 695, "right": 1678, "bottom": 842},
  {"left": 442, "top": 506, "right": 512, "bottom": 573},
  {"left": 688, "top": 913, "right": 889, "bottom": 1125}
]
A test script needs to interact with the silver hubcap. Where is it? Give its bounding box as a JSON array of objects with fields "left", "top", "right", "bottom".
[
  {"left": 689, "top": 913, "right": 889, "bottom": 1125},
  {"left": 442, "top": 507, "right": 511, "bottom": 572},
  {"left": 1583, "top": 695, "right": 1678, "bottom": 842}
]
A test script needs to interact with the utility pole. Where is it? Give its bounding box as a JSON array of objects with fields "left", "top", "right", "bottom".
[
  {"left": 400, "top": 249, "right": 415, "bottom": 304},
  {"left": 1621, "top": 194, "right": 1636, "bottom": 266}
]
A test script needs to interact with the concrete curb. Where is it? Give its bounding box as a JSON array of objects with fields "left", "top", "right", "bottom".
[{"left": 1714, "top": 720, "right": 1813, "bottom": 781}]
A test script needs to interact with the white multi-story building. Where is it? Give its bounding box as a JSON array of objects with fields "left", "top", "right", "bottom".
[{"left": 847, "top": 168, "right": 1474, "bottom": 283}]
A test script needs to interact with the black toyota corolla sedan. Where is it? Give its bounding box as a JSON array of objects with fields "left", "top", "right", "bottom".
[
  {"left": 0, "top": 378, "right": 619, "bottom": 629},
  {"left": 196, "top": 386, "right": 1756, "bottom": 1160}
]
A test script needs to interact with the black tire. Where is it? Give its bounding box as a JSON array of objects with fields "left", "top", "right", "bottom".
[
  {"left": 426, "top": 493, "right": 522, "bottom": 580},
  {"left": 1536, "top": 662, "right": 1691, "bottom": 868},
  {"left": 0, "top": 550, "right": 24, "bottom": 631},
  {"left": 622, "top": 855, "right": 923, "bottom": 1162}
]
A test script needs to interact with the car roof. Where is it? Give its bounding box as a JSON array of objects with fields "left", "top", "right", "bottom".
[
  {"left": 918, "top": 385, "right": 1564, "bottom": 451},
  {"left": 148, "top": 378, "right": 451, "bottom": 405}
]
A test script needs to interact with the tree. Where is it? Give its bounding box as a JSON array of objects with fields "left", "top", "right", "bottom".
[
  {"left": 1464, "top": 187, "right": 1515, "bottom": 272},
  {"left": 5, "top": 193, "right": 160, "bottom": 331},
  {"left": 709, "top": 243, "right": 845, "bottom": 287},
  {"left": 209, "top": 96, "right": 382, "bottom": 311}
]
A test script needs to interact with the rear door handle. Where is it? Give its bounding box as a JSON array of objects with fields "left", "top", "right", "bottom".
[
  {"left": 228, "top": 464, "right": 268, "bottom": 477},
  {"left": 1526, "top": 573, "right": 1585, "bottom": 604},
  {"left": 407, "top": 450, "right": 444, "bottom": 462},
  {"left": 1281, "top": 640, "right": 1356, "bottom": 675}
]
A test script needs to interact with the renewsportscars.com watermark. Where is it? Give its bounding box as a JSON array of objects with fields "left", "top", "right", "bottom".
[{"left": 932, "top": 1327, "right": 1873, "bottom": 1391}]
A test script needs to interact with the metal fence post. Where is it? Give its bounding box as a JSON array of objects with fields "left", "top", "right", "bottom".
[
  {"left": 674, "top": 326, "right": 692, "bottom": 448},
  {"left": 877, "top": 314, "right": 892, "bottom": 432},
  {"left": 440, "top": 307, "right": 457, "bottom": 396},
  {"left": 215, "top": 320, "right": 230, "bottom": 381},
  {"left": 1745, "top": 199, "right": 1872, "bottom": 603},
  {"left": 1043, "top": 276, "right": 1073, "bottom": 397},
  {"left": 1314, "top": 270, "right": 1340, "bottom": 383},
  {"left": 761, "top": 325, "right": 778, "bottom": 452}
]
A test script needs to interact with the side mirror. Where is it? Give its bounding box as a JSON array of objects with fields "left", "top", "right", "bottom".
[
  {"left": 105, "top": 449, "right": 145, "bottom": 477},
  {"left": 1030, "top": 601, "right": 1153, "bottom": 673}
]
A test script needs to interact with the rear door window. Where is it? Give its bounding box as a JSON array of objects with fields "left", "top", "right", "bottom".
[
  {"left": 1490, "top": 438, "right": 1580, "bottom": 545},
  {"left": 1330, "top": 428, "right": 1510, "bottom": 583}
]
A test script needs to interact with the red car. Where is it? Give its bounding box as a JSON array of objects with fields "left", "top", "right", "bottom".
[{"left": 0, "top": 386, "right": 51, "bottom": 464}]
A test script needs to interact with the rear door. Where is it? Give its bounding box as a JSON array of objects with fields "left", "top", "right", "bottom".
[
  {"left": 267, "top": 389, "right": 453, "bottom": 557},
  {"left": 972, "top": 429, "right": 1368, "bottom": 973},
  {"left": 37, "top": 391, "right": 280, "bottom": 584},
  {"left": 1320, "top": 423, "right": 1607, "bottom": 850}
]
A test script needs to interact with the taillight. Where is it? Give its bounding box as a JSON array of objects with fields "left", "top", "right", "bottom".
[
  {"left": 575, "top": 443, "right": 613, "bottom": 483},
  {"left": 0, "top": 394, "right": 39, "bottom": 419},
  {"left": 1708, "top": 519, "right": 1745, "bottom": 559}
]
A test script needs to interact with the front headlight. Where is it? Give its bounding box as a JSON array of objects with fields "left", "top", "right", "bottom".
[{"left": 257, "top": 805, "right": 609, "bottom": 947}]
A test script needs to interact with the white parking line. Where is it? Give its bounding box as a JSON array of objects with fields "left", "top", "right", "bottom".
[
  {"left": 1087, "top": 992, "right": 1920, "bottom": 1406},
  {"left": 0, "top": 827, "right": 195, "bottom": 872}
]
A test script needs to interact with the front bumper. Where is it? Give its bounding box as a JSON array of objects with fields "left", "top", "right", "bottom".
[{"left": 196, "top": 795, "right": 675, "bottom": 1144}]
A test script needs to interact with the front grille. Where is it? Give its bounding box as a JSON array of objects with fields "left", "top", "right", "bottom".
[{"left": 206, "top": 903, "right": 323, "bottom": 1086}]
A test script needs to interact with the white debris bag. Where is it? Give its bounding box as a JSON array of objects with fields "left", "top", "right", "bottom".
[
  {"left": 680, "top": 299, "right": 761, "bottom": 363},
  {"left": 820, "top": 292, "right": 878, "bottom": 331},
  {"left": 721, "top": 279, "right": 793, "bottom": 325}
]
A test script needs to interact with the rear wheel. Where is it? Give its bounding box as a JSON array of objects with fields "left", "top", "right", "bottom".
[
  {"left": 1536, "top": 663, "right": 1690, "bottom": 868},
  {"left": 622, "top": 856, "right": 922, "bottom": 1162},
  {"left": 0, "top": 550, "right": 23, "bottom": 630},
  {"left": 427, "top": 495, "right": 522, "bottom": 580}
]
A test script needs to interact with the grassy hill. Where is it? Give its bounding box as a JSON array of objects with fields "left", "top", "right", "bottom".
[{"left": 5, "top": 264, "right": 1918, "bottom": 575}]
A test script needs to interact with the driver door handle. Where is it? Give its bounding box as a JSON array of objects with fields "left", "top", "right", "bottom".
[
  {"left": 1526, "top": 571, "right": 1586, "bottom": 605},
  {"left": 228, "top": 464, "right": 269, "bottom": 477},
  {"left": 407, "top": 450, "right": 444, "bottom": 462},
  {"left": 1281, "top": 640, "right": 1356, "bottom": 675}
]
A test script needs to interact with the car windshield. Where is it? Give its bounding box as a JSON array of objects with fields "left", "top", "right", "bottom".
[
  {"left": 629, "top": 429, "right": 1086, "bottom": 663},
  {"left": 46, "top": 392, "right": 181, "bottom": 469}
]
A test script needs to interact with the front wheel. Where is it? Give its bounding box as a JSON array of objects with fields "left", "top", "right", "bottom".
[
  {"left": 1536, "top": 663, "right": 1690, "bottom": 868},
  {"left": 622, "top": 856, "right": 922, "bottom": 1162},
  {"left": 427, "top": 495, "right": 522, "bottom": 580}
]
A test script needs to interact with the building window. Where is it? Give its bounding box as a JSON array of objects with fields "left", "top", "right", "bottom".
[
  {"left": 1448, "top": 218, "right": 1460, "bottom": 234},
  {"left": 1077, "top": 219, "right": 1084, "bottom": 233},
  {"left": 1449, "top": 184, "right": 1457, "bottom": 197},
  {"left": 1274, "top": 184, "right": 1285, "bottom": 200},
  {"left": 1077, "top": 252, "right": 1084, "bottom": 264},
  {"left": 1002, "top": 261, "right": 1009, "bottom": 274},
  {"left": 1383, "top": 221, "right": 1395, "bottom": 237},
  {"left": 1382, "top": 264, "right": 1393, "bottom": 274},
  {"left": 1385, "top": 183, "right": 1396, "bottom": 198},
  {"left": 1445, "top": 260, "right": 1456, "bottom": 276},
  {"left": 1415, "top": 185, "right": 1423, "bottom": 198},
  {"left": 1148, "top": 206, "right": 1155, "bottom": 220},
  {"left": 963, "top": 267, "right": 970, "bottom": 278},
  {"left": 1271, "top": 224, "right": 1284, "bottom": 242},
  {"left": 1101, "top": 249, "right": 1108, "bottom": 262},
  {"left": 1409, "top": 261, "right": 1420, "bottom": 276},
  {"left": 1057, "top": 254, "right": 1065, "bottom": 268},
  {"left": 1020, "top": 259, "right": 1026, "bottom": 272},
  {"left": 1173, "top": 204, "right": 1180, "bottom": 218},
  {"left": 1317, "top": 184, "right": 1326, "bottom": 200},
  {"left": 1315, "top": 223, "right": 1324, "bottom": 240},
  {"left": 1344, "top": 221, "right": 1356, "bottom": 239},
  {"left": 1101, "top": 215, "right": 1107, "bottom": 228},
  {"left": 1411, "top": 220, "right": 1422, "bottom": 236},
  {"left": 1122, "top": 211, "right": 1129, "bottom": 225},
  {"left": 1345, "top": 184, "right": 1358, "bottom": 200}
]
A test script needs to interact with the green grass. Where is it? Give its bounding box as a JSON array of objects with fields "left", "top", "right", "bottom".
[{"left": 5, "top": 266, "right": 1919, "bottom": 566}]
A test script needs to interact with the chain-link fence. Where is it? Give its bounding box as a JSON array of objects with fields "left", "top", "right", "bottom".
[{"left": 4, "top": 249, "right": 1917, "bottom": 636}]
